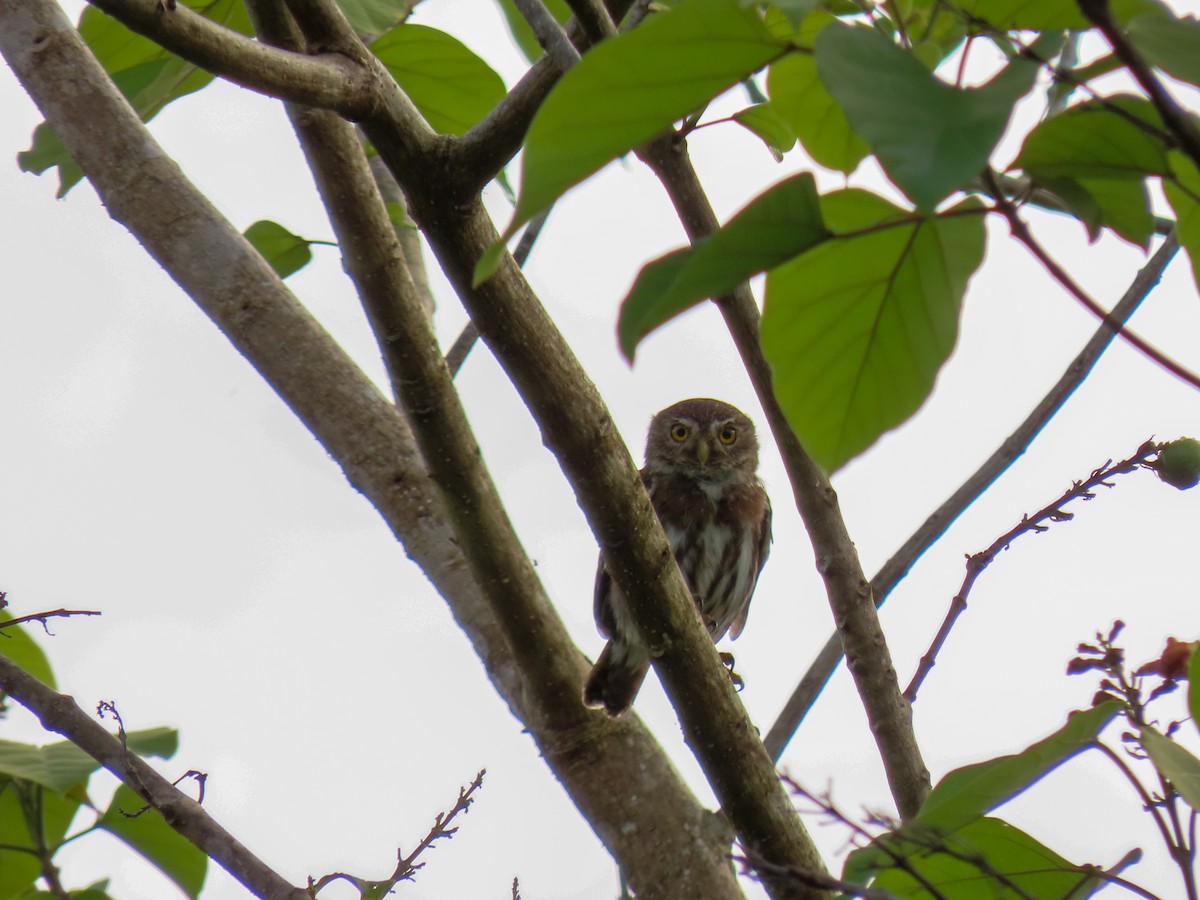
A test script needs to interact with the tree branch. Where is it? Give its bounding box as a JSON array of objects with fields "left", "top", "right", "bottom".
[
  {"left": 764, "top": 230, "right": 1180, "bottom": 760},
  {"left": 905, "top": 440, "right": 1159, "bottom": 701},
  {"left": 1077, "top": 0, "right": 1200, "bottom": 173},
  {"left": 0, "top": 6, "right": 743, "bottom": 896},
  {"left": 83, "top": 0, "right": 376, "bottom": 117},
  {"left": 0, "top": 656, "right": 308, "bottom": 899},
  {"left": 636, "top": 133, "right": 930, "bottom": 820}
]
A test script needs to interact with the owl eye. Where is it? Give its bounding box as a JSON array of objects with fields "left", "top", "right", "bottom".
[
  {"left": 718, "top": 425, "right": 738, "bottom": 445},
  {"left": 669, "top": 423, "right": 690, "bottom": 442}
]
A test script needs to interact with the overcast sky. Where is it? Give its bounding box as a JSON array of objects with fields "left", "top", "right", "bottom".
[{"left": 4, "top": 2, "right": 1200, "bottom": 897}]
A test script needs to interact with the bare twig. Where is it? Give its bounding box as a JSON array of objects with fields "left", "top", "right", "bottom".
[
  {"left": 904, "top": 439, "right": 1160, "bottom": 701},
  {"left": 764, "top": 231, "right": 1179, "bottom": 760},
  {"left": 446, "top": 209, "right": 551, "bottom": 377},
  {"left": 989, "top": 176, "right": 1200, "bottom": 392},
  {"left": 0, "top": 656, "right": 308, "bottom": 898},
  {"left": 307, "top": 771, "right": 485, "bottom": 895},
  {"left": 0, "top": 609, "right": 101, "bottom": 633},
  {"left": 736, "top": 853, "right": 902, "bottom": 900}
]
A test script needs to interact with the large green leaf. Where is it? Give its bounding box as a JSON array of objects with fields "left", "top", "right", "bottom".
[
  {"left": 916, "top": 703, "right": 1119, "bottom": 833},
  {"left": 479, "top": 0, "right": 786, "bottom": 282},
  {"left": 0, "top": 729, "right": 178, "bottom": 793},
  {"left": 495, "top": 0, "right": 572, "bottom": 62},
  {"left": 847, "top": 817, "right": 1106, "bottom": 898},
  {"left": 0, "top": 613, "right": 58, "bottom": 690},
  {"left": 1164, "top": 150, "right": 1200, "bottom": 292},
  {"left": 815, "top": 23, "right": 1044, "bottom": 210},
  {"left": 337, "top": 0, "right": 413, "bottom": 41},
  {"left": 618, "top": 173, "right": 829, "bottom": 359},
  {"left": 1190, "top": 644, "right": 1200, "bottom": 735},
  {"left": 370, "top": 25, "right": 506, "bottom": 136},
  {"left": 767, "top": 51, "right": 869, "bottom": 174},
  {"left": 19, "top": 0, "right": 251, "bottom": 196},
  {"left": 1014, "top": 95, "right": 1169, "bottom": 180},
  {"left": 100, "top": 784, "right": 207, "bottom": 899},
  {"left": 1141, "top": 727, "right": 1200, "bottom": 810},
  {"left": 762, "top": 190, "right": 985, "bottom": 472},
  {"left": 1128, "top": 11, "right": 1200, "bottom": 87}
]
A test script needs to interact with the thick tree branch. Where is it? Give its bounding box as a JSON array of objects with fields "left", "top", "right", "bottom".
[
  {"left": 0, "top": 6, "right": 742, "bottom": 896},
  {"left": 0, "top": 656, "right": 307, "bottom": 899},
  {"left": 372, "top": 149, "right": 829, "bottom": 900},
  {"left": 637, "top": 134, "right": 931, "bottom": 821},
  {"left": 85, "top": 0, "right": 376, "bottom": 116},
  {"left": 764, "top": 230, "right": 1180, "bottom": 760}
]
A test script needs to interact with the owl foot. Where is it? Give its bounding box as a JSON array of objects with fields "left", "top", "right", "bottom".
[{"left": 719, "top": 651, "right": 745, "bottom": 692}]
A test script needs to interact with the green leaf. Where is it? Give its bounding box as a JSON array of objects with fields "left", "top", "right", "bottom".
[
  {"left": 732, "top": 103, "right": 796, "bottom": 161},
  {"left": 619, "top": 173, "right": 829, "bottom": 359},
  {"left": 0, "top": 783, "right": 81, "bottom": 898},
  {"left": 768, "top": 51, "right": 869, "bottom": 174},
  {"left": 337, "top": 0, "right": 413, "bottom": 41},
  {"left": 1141, "top": 727, "right": 1200, "bottom": 810},
  {"left": 1128, "top": 12, "right": 1200, "bottom": 87},
  {"left": 496, "top": 0, "right": 785, "bottom": 255},
  {"left": 848, "top": 817, "right": 1107, "bottom": 897},
  {"left": 1190, "top": 643, "right": 1200, "bottom": 735},
  {"left": 953, "top": 0, "right": 1089, "bottom": 28},
  {"left": 0, "top": 728, "right": 178, "bottom": 793},
  {"left": 0, "top": 613, "right": 58, "bottom": 690},
  {"left": 762, "top": 191, "right": 985, "bottom": 472},
  {"left": 243, "top": 221, "right": 317, "bottom": 279},
  {"left": 916, "top": 703, "right": 1119, "bottom": 833},
  {"left": 1015, "top": 95, "right": 1169, "bottom": 180},
  {"left": 370, "top": 25, "right": 507, "bottom": 136},
  {"left": 495, "top": 0, "right": 572, "bottom": 62},
  {"left": 1165, "top": 151, "right": 1200, "bottom": 293},
  {"left": 21, "top": 0, "right": 251, "bottom": 196},
  {"left": 816, "top": 23, "right": 1045, "bottom": 210},
  {"left": 1033, "top": 175, "right": 1154, "bottom": 248},
  {"left": 100, "top": 784, "right": 207, "bottom": 898}
]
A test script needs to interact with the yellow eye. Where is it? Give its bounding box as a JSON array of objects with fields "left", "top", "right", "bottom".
[
  {"left": 718, "top": 425, "right": 738, "bottom": 445},
  {"left": 670, "top": 423, "right": 689, "bottom": 442}
]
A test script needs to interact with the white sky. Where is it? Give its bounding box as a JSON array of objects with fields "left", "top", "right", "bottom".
[{"left": 3, "top": 2, "right": 1200, "bottom": 897}]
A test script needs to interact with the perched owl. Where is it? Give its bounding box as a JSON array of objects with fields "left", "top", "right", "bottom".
[{"left": 584, "top": 398, "right": 773, "bottom": 716}]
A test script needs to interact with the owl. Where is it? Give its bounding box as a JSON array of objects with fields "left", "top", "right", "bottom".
[{"left": 583, "top": 398, "right": 772, "bottom": 716}]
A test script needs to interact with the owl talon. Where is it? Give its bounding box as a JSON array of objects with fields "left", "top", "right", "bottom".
[{"left": 718, "top": 651, "right": 745, "bottom": 692}]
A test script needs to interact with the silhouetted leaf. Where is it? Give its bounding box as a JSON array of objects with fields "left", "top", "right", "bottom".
[{"left": 1015, "top": 95, "right": 1169, "bottom": 179}]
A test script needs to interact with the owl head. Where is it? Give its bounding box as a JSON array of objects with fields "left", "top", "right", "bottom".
[{"left": 644, "top": 398, "right": 760, "bottom": 479}]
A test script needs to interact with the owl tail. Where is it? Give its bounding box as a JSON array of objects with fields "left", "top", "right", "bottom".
[{"left": 583, "top": 641, "right": 650, "bottom": 716}]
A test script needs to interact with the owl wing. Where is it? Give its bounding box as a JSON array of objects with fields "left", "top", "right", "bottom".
[
  {"left": 593, "top": 468, "right": 657, "bottom": 639},
  {"left": 727, "top": 487, "right": 772, "bottom": 640}
]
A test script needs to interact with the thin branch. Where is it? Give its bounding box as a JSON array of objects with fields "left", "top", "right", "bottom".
[
  {"left": 989, "top": 177, "right": 1200, "bottom": 392},
  {"left": 1077, "top": 0, "right": 1200, "bottom": 173},
  {"left": 765, "top": 231, "right": 1180, "bottom": 759},
  {"left": 0, "top": 609, "right": 101, "bottom": 632},
  {"left": 636, "top": 133, "right": 930, "bottom": 820},
  {"left": 736, "top": 854, "right": 902, "bottom": 900},
  {"left": 512, "top": 0, "right": 581, "bottom": 68},
  {"left": 0, "top": 656, "right": 308, "bottom": 899},
  {"left": 446, "top": 209, "right": 551, "bottom": 377},
  {"left": 905, "top": 440, "right": 1160, "bottom": 701},
  {"left": 564, "top": 0, "right": 618, "bottom": 40},
  {"left": 84, "top": 0, "right": 377, "bottom": 117}
]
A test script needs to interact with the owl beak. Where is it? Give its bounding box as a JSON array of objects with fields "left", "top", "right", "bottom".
[{"left": 696, "top": 439, "right": 711, "bottom": 467}]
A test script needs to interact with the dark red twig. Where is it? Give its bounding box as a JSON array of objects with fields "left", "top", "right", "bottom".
[
  {"left": 905, "top": 440, "right": 1160, "bottom": 702},
  {"left": 0, "top": 609, "right": 101, "bottom": 634}
]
